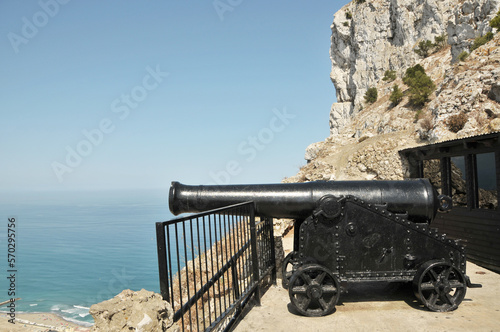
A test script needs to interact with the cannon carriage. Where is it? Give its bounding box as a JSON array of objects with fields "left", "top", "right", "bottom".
[{"left": 169, "top": 179, "right": 481, "bottom": 317}]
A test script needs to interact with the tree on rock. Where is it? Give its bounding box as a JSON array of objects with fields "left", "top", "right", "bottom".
[
  {"left": 364, "top": 87, "right": 378, "bottom": 104},
  {"left": 389, "top": 84, "right": 404, "bottom": 105},
  {"left": 382, "top": 70, "right": 397, "bottom": 82},
  {"left": 414, "top": 40, "right": 434, "bottom": 58},
  {"left": 403, "top": 65, "right": 435, "bottom": 107},
  {"left": 434, "top": 34, "right": 447, "bottom": 49}
]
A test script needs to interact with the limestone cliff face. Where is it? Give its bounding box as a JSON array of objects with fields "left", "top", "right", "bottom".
[
  {"left": 329, "top": 0, "right": 499, "bottom": 135},
  {"left": 448, "top": 0, "right": 499, "bottom": 59},
  {"left": 285, "top": 0, "right": 500, "bottom": 184}
]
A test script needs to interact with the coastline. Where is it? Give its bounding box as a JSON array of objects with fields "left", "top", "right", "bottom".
[{"left": 0, "top": 313, "right": 91, "bottom": 332}]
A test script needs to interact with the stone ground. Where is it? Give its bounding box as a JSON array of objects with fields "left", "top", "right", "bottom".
[{"left": 233, "top": 230, "right": 500, "bottom": 332}]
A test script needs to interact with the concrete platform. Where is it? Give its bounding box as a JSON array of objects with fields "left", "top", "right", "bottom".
[{"left": 233, "top": 231, "right": 500, "bottom": 331}]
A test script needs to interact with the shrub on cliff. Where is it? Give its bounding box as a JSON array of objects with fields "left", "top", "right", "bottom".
[
  {"left": 470, "top": 32, "right": 494, "bottom": 52},
  {"left": 446, "top": 113, "right": 468, "bottom": 133},
  {"left": 434, "top": 33, "right": 447, "bottom": 48},
  {"left": 418, "top": 114, "right": 434, "bottom": 140},
  {"left": 490, "top": 10, "right": 500, "bottom": 30},
  {"left": 364, "top": 87, "right": 378, "bottom": 104},
  {"left": 389, "top": 84, "right": 403, "bottom": 105},
  {"left": 403, "top": 65, "right": 435, "bottom": 106},
  {"left": 458, "top": 51, "right": 469, "bottom": 61},
  {"left": 403, "top": 64, "right": 425, "bottom": 79},
  {"left": 414, "top": 40, "right": 434, "bottom": 58},
  {"left": 382, "top": 70, "right": 396, "bottom": 82}
]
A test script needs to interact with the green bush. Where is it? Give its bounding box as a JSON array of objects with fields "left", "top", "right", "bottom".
[
  {"left": 345, "top": 10, "right": 352, "bottom": 19},
  {"left": 389, "top": 84, "right": 404, "bottom": 105},
  {"left": 343, "top": 21, "right": 349, "bottom": 27},
  {"left": 434, "top": 33, "right": 447, "bottom": 48},
  {"left": 355, "top": 0, "right": 366, "bottom": 4},
  {"left": 414, "top": 40, "right": 434, "bottom": 58},
  {"left": 382, "top": 70, "right": 397, "bottom": 82},
  {"left": 364, "top": 87, "right": 378, "bottom": 104},
  {"left": 407, "top": 72, "right": 435, "bottom": 106},
  {"left": 446, "top": 113, "right": 468, "bottom": 133},
  {"left": 403, "top": 64, "right": 425, "bottom": 83},
  {"left": 490, "top": 10, "right": 500, "bottom": 30},
  {"left": 470, "top": 32, "right": 494, "bottom": 51},
  {"left": 458, "top": 51, "right": 469, "bottom": 61},
  {"left": 403, "top": 65, "right": 435, "bottom": 106}
]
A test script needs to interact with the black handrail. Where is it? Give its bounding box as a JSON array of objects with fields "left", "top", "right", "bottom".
[{"left": 156, "top": 202, "right": 275, "bottom": 332}]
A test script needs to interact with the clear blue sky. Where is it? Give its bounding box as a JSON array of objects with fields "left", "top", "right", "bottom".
[{"left": 1, "top": 0, "right": 346, "bottom": 191}]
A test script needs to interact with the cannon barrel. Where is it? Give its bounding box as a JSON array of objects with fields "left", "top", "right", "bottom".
[{"left": 169, "top": 179, "right": 445, "bottom": 221}]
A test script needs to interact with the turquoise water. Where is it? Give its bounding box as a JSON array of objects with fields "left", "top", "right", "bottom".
[{"left": 0, "top": 189, "right": 173, "bottom": 326}]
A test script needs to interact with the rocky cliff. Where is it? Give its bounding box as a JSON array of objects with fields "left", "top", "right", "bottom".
[
  {"left": 286, "top": 0, "right": 500, "bottom": 183},
  {"left": 90, "top": 289, "right": 179, "bottom": 332},
  {"left": 329, "top": 0, "right": 499, "bottom": 135}
]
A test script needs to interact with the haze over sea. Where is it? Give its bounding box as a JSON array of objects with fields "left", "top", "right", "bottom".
[{"left": 0, "top": 189, "right": 172, "bottom": 326}]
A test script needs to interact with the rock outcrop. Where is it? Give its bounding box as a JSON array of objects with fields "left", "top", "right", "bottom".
[
  {"left": 89, "top": 289, "right": 179, "bottom": 332},
  {"left": 448, "top": 0, "right": 499, "bottom": 60}
]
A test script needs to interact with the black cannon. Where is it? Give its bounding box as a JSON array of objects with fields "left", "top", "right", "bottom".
[{"left": 169, "top": 179, "right": 480, "bottom": 316}]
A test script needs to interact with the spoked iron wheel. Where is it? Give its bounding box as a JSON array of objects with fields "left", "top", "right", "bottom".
[
  {"left": 413, "top": 260, "right": 467, "bottom": 312},
  {"left": 282, "top": 251, "right": 298, "bottom": 289},
  {"left": 288, "top": 264, "right": 340, "bottom": 317}
]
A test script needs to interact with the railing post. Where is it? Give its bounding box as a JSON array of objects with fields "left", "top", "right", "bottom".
[
  {"left": 268, "top": 217, "right": 277, "bottom": 285},
  {"left": 156, "top": 222, "right": 170, "bottom": 302},
  {"left": 249, "top": 204, "right": 261, "bottom": 306},
  {"left": 231, "top": 258, "right": 240, "bottom": 299}
]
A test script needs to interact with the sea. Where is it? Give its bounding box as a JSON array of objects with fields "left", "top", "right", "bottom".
[{"left": 0, "top": 189, "right": 174, "bottom": 327}]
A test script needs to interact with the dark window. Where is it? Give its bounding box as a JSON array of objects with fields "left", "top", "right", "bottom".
[
  {"left": 477, "top": 152, "right": 498, "bottom": 210},
  {"left": 423, "top": 159, "right": 442, "bottom": 194},
  {"left": 451, "top": 156, "right": 468, "bottom": 207}
]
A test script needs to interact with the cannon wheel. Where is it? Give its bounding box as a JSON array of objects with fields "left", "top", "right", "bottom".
[
  {"left": 288, "top": 264, "right": 340, "bottom": 317},
  {"left": 413, "top": 260, "right": 467, "bottom": 312},
  {"left": 282, "top": 251, "right": 298, "bottom": 289}
]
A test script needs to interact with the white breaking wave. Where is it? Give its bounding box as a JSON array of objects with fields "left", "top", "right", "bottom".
[
  {"left": 60, "top": 315, "right": 94, "bottom": 327},
  {"left": 74, "top": 305, "right": 90, "bottom": 310},
  {"left": 50, "top": 304, "right": 93, "bottom": 325}
]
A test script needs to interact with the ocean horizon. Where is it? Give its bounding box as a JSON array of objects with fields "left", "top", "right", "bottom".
[{"left": 0, "top": 189, "right": 174, "bottom": 326}]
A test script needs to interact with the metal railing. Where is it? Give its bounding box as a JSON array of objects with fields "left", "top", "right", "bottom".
[{"left": 156, "top": 202, "right": 275, "bottom": 332}]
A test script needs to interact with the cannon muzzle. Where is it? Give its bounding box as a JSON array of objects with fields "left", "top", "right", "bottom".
[{"left": 169, "top": 179, "right": 447, "bottom": 222}]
